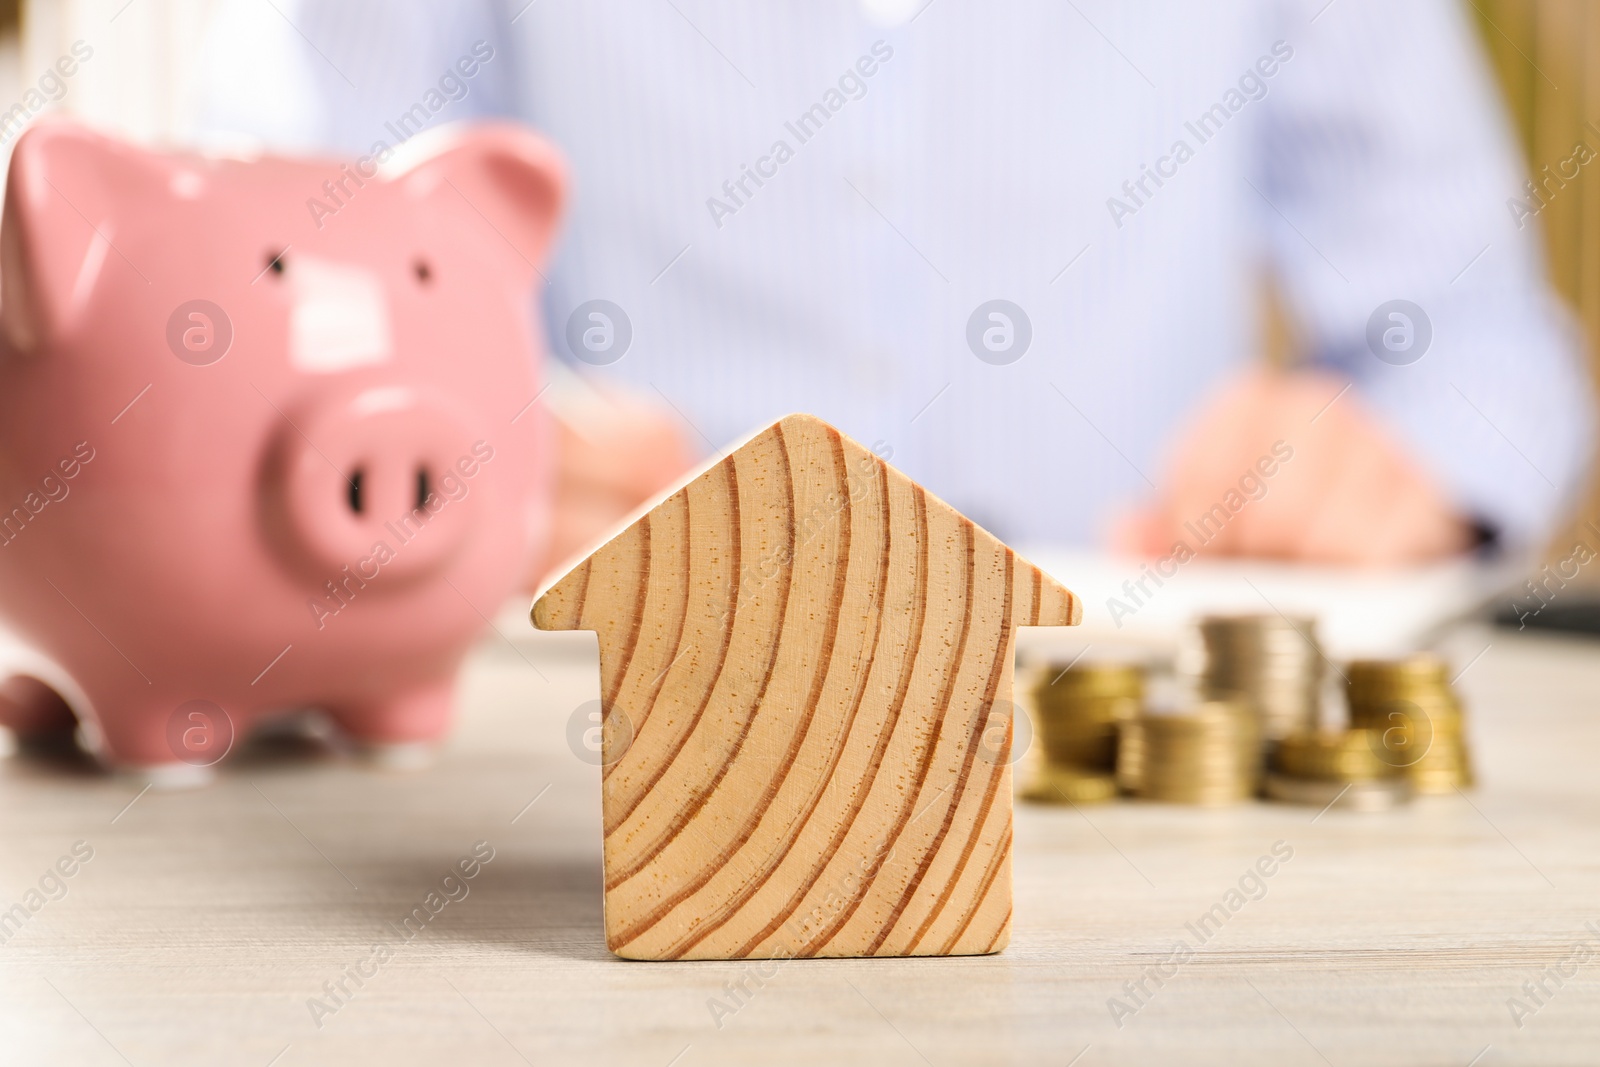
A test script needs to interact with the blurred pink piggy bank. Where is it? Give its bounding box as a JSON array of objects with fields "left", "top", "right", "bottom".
[{"left": 0, "top": 121, "right": 563, "bottom": 781}]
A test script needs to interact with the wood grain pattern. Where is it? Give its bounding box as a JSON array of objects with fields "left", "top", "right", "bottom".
[{"left": 532, "top": 414, "right": 1080, "bottom": 960}]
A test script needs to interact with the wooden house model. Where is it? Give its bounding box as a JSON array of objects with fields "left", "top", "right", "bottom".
[{"left": 532, "top": 414, "right": 1080, "bottom": 960}]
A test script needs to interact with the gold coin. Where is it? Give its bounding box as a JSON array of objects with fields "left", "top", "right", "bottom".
[
  {"left": 1263, "top": 773, "right": 1413, "bottom": 811},
  {"left": 1196, "top": 614, "right": 1322, "bottom": 743},
  {"left": 1348, "top": 653, "right": 1449, "bottom": 686},
  {"left": 1116, "top": 718, "right": 1145, "bottom": 793},
  {"left": 1034, "top": 663, "right": 1144, "bottom": 699},
  {"left": 1030, "top": 662, "right": 1143, "bottom": 776},
  {"left": 1124, "top": 699, "right": 1261, "bottom": 805},
  {"left": 1021, "top": 765, "right": 1119, "bottom": 804},
  {"left": 1344, "top": 654, "right": 1475, "bottom": 791},
  {"left": 1273, "top": 729, "right": 1400, "bottom": 781}
]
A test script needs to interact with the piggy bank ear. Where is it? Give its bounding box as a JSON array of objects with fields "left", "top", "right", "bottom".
[
  {"left": 1, "top": 121, "right": 170, "bottom": 352},
  {"left": 390, "top": 122, "right": 567, "bottom": 283}
]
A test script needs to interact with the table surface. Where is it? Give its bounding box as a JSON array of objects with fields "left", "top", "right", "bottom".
[{"left": 2, "top": 615, "right": 1598, "bottom": 1067}]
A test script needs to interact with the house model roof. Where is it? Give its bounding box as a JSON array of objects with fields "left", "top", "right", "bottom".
[{"left": 533, "top": 413, "right": 1080, "bottom": 960}]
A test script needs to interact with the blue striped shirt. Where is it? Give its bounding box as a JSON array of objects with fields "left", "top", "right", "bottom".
[{"left": 197, "top": 0, "right": 1595, "bottom": 549}]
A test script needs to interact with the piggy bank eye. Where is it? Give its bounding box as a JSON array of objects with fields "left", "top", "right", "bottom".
[
  {"left": 413, "top": 259, "right": 432, "bottom": 285},
  {"left": 263, "top": 250, "right": 287, "bottom": 278}
]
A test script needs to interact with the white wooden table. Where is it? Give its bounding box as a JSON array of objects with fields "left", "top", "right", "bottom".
[{"left": 2, "top": 617, "right": 1597, "bottom": 1066}]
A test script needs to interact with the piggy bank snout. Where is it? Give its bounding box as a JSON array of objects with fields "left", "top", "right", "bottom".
[{"left": 274, "top": 388, "right": 482, "bottom": 582}]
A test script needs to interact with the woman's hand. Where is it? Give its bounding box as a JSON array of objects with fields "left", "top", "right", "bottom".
[
  {"left": 535, "top": 389, "right": 697, "bottom": 586},
  {"left": 1112, "top": 368, "right": 1472, "bottom": 566}
]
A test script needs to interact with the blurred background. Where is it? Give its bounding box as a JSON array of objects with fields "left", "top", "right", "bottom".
[
  {"left": 1, "top": 0, "right": 1599, "bottom": 649},
  {"left": 0, "top": 0, "right": 209, "bottom": 147},
  {"left": 1470, "top": 0, "right": 1600, "bottom": 567}
]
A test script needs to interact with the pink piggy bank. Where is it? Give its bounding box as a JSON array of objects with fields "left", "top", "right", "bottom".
[{"left": 0, "top": 121, "right": 564, "bottom": 781}]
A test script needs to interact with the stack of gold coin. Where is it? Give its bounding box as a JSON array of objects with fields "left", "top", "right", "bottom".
[
  {"left": 1021, "top": 662, "right": 1140, "bottom": 804},
  {"left": 1265, "top": 729, "right": 1413, "bottom": 811},
  {"left": 1197, "top": 614, "right": 1322, "bottom": 743},
  {"left": 1345, "top": 655, "right": 1474, "bottom": 793},
  {"left": 1120, "top": 699, "right": 1260, "bottom": 805},
  {"left": 1024, "top": 763, "right": 1121, "bottom": 803},
  {"left": 1274, "top": 729, "right": 1392, "bottom": 779},
  {"left": 1116, "top": 710, "right": 1146, "bottom": 795}
]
